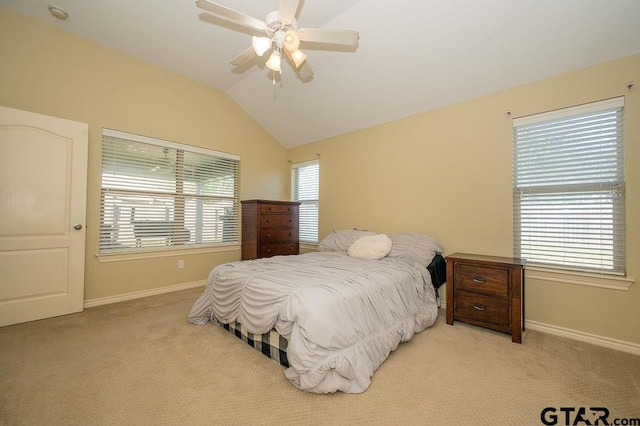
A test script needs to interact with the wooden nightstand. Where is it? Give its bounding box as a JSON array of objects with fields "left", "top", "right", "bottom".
[{"left": 446, "top": 253, "right": 525, "bottom": 343}]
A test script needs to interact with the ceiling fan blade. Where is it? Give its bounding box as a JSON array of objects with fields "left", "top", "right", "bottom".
[
  {"left": 196, "top": 0, "right": 266, "bottom": 32},
  {"left": 297, "top": 62, "right": 314, "bottom": 80},
  {"left": 230, "top": 47, "right": 257, "bottom": 66},
  {"left": 298, "top": 28, "right": 359, "bottom": 46},
  {"left": 278, "top": 0, "right": 301, "bottom": 24}
]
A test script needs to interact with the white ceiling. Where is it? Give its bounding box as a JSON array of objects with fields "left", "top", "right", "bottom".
[{"left": 2, "top": 0, "right": 640, "bottom": 148}]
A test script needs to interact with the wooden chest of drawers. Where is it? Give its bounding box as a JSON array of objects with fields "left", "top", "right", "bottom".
[
  {"left": 241, "top": 200, "right": 300, "bottom": 260},
  {"left": 446, "top": 253, "right": 525, "bottom": 343}
]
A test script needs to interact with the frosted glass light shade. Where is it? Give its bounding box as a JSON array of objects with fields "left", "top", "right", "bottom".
[
  {"left": 252, "top": 36, "right": 272, "bottom": 57},
  {"left": 288, "top": 49, "right": 307, "bottom": 68},
  {"left": 283, "top": 30, "right": 300, "bottom": 51},
  {"left": 266, "top": 50, "right": 282, "bottom": 72}
]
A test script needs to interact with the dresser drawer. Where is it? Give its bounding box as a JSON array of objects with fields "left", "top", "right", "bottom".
[
  {"left": 260, "top": 242, "right": 299, "bottom": 258},
  {"left": 260, "top": 229, "right": 298, "bottom": 243},
  {"left": 260, "top": 214, "right": 298, "bottom": 228},
  {"left": 454, "top": 290, "right": 509, "bottom": 328},
  {"left": 260, "top": 203, "right": 298, "bottom": 214},
  {"left": 455, "top": 264, "right": 508, "bottom": 297}
]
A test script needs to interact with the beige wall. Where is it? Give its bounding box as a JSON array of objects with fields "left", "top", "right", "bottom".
[
  {"left": 2, "top": 7, "right": 638, "bottom": 347},
  {"left": 0, "top": 8, "right": 289, "bottom": 300},
  {"left": 288, "top": 55, "right": 640, "bottom": 345}
]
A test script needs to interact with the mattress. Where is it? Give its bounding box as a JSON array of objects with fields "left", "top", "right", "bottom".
[{"left": 222, "top": 321, "right": 289, "bottom": 368}]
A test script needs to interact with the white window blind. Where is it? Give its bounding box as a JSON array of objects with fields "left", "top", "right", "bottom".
[
  {"left": 513, "top": 97, "right": 625, "bottom": 275},
  {"left": 291, "top": 159, "right": 319, "bottom": 243},
  {"left": 100, "top": 129, "right": 240, "bottom": 253}
]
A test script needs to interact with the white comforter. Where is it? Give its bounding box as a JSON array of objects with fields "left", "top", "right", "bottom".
[{"left": 188, "top": 251, "right": 439, "bottom": 394}]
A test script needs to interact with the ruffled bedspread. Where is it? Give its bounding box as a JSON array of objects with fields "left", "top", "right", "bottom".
[{"left": 188, "top": 251, "right": 439, "bottom": 394}]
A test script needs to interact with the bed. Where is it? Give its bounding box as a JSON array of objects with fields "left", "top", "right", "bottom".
[{"left": 188, "top": 230, "right": 444, "bottom": 394}]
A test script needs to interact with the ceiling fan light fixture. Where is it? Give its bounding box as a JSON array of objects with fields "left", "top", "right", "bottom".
[
  {"left": 266, "top": 50, "right": 282, "bottom": 72},
  {"left": 283, "top": 29, "right": 300, "bottom": 51},
  {"left": 196, "top": 1, "right": 359, "bottom": 82},
  {"left": 288, "top": 49, "right": 307, "bottom": 68},
  {"left": 251, "top": 36, "right": 272, "bottom": 57}
]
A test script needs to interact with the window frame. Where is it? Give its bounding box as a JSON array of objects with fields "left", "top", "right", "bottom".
[
  {"left": 98, "top": 129, "right": 240, "bottom": 256},
  {"left": 291, "top": 159, "right": 319, "bottom": 244},
  {"left": 512, "top": 97, "right": 626, "bottom": 277}
]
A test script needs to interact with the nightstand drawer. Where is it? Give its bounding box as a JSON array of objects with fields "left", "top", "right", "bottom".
[
  {"left": 454, "top": 291, "right": 509, "bottom": 328},
  {"left": 455, "top": 264, "right": 508, "bottom": 297}
]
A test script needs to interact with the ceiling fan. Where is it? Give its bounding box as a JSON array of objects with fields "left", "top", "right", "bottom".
[{"left": 195, "top": 0, "right": 360, "bottom": 81}]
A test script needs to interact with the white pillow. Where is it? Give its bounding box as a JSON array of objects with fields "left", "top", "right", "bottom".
[{"left": 347, "top": 234, "right": 392, "bottom": 260}]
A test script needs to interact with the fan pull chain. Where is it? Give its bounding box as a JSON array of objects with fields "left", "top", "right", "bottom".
[{"left": 273, "top": 71, "right": 278, "bottom": 99}]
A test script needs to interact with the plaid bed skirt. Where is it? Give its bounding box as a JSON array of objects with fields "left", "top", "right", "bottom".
[{"left": 222, "top": 321, "right": 289, "bottom": 368}]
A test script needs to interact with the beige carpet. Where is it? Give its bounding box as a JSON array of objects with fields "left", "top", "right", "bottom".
[{"left": 1, "top": 287, "right": 639, "bottom": 426}]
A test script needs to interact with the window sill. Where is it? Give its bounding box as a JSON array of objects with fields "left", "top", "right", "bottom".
[
  {"left": 300, "top": 242, "right": 319, "bottom": 251},
  {"left": 526, "top": 266, "right": 635, "bottom": 291},
  {"left": 96, "top": 244, "right": 240, "bottom": 263}
]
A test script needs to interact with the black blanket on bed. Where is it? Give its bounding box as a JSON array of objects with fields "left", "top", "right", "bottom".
[{"left": 427, "top": 254, "right": 446, "bottom": 290}]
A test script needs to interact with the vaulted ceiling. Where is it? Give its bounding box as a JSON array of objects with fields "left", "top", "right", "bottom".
[{"left": 2, "top": 0, "right": 639, "bottom": 148}]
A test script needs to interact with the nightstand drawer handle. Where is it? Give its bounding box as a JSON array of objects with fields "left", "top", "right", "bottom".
[
  {"left": 473, "top": 303, "right": 487, "bottom": 311},
  {"left": 473, "top": 276, "right": 487, "bottom": 284}
]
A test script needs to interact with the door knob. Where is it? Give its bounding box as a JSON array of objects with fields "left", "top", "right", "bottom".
[{"left": 73, "top": 224, "right": 83, "bottom": 230}]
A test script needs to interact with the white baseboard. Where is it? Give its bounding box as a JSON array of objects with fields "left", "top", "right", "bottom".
[
  {"left": 525, "top": 320, "right": 640, "bottom": 356},
  {"left": 438, "top": 305, "right": 639, "bottom": 356},
  {"left": 83, "top": 280, "right": 206, "bottom": 309}
]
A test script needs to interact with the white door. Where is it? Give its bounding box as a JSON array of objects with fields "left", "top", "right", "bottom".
[{"left": 0, "top": 106, "right": 88, "bottom": 327}]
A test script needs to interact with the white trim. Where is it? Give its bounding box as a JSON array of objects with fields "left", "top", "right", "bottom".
[
  {"left": 103, "top": 128, "right": 240, "bottom": 161},
  {"left": 83, "top": 280, "right": 205, "bottom": 308},
  {"left": 96, "top": 244, "right": 240, "bottom": 263},
  {"left": 513, "top": 96, "right": 625, "bottom": 126},
  {"left": 526, "top": 266, "right": 634, "bottom": 291},
  {"left": 299, "top": 242, "right": 319, "bottom": 251},
  {"left": 525, "top": 320, "right": 640, "bottom": 356}
]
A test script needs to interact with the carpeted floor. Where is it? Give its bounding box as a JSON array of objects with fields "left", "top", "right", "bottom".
[{"left": 1, "top": 287, "right": 639, "bottom": 425}]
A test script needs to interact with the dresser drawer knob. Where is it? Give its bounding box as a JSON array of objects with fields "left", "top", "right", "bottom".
[
  {"left": 473, "top": 303, "right": 487, "bottom": 311},
  {"left": 266, "top": 219, "right": 270, "bottom": 223},
  {"left": 473, "top": 276, "right": 487, "bottom": 284}
]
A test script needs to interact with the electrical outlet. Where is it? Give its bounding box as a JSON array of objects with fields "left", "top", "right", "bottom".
[{"left": 178, "top": 259, "right": 184, "bottom": 269}]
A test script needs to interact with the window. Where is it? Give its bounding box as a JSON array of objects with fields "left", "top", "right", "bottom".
[
  {"left": 513, "top": 97, "right": 625, "bottom": 275},
  {"left": 291, "top": 159, "right": 319, "bottom": 243},
  {"left": 100, "top": 129, "right": 240, "bottom": 253}
]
